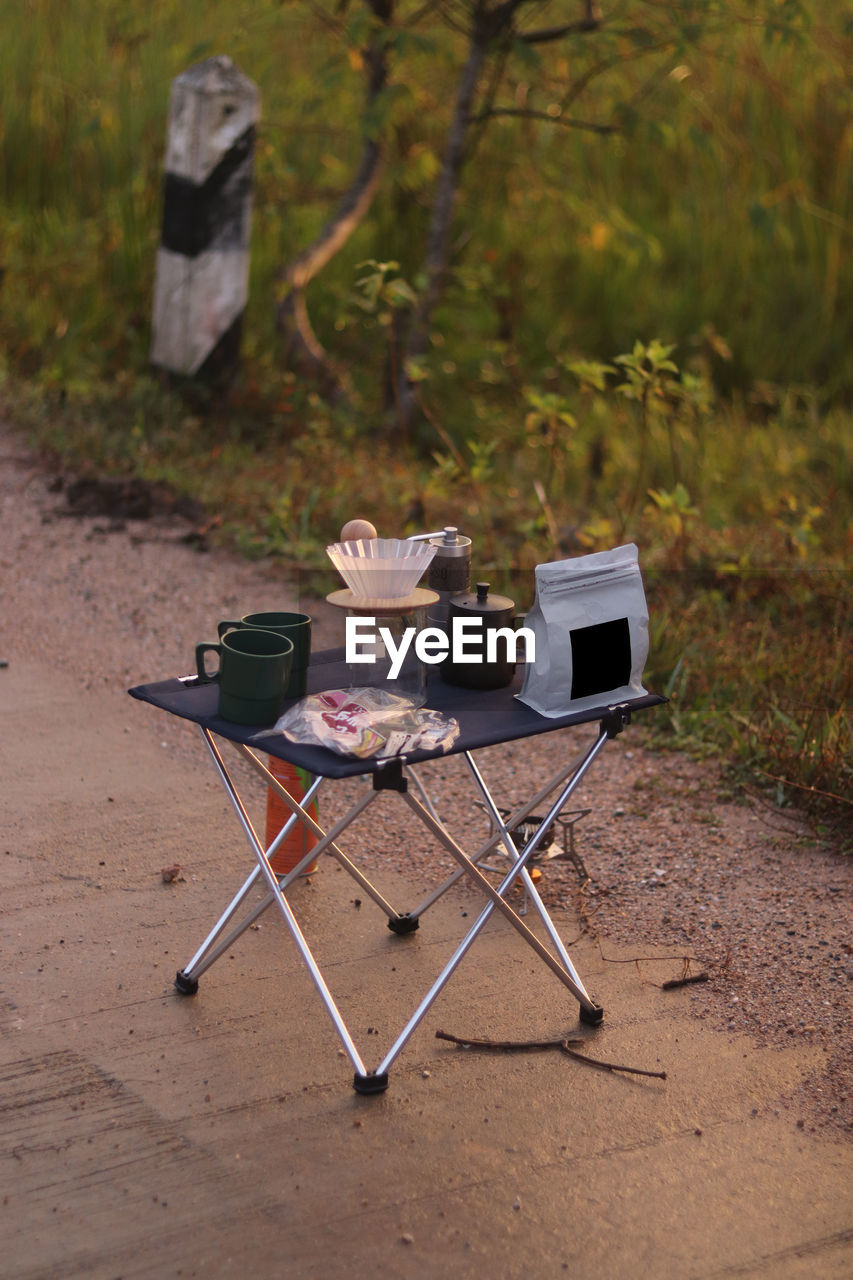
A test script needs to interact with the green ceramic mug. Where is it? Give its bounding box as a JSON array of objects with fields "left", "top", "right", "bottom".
[
  {"left": 218, "top": 611, "right": 312, "bottom": 698},
  {"left": 195, "top": 628, "right": 294, "bottom": 725}
]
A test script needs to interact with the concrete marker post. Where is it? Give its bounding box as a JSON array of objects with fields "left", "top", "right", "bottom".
[{"left": 150, "top": 56, "right": 260, "bottom": 379}]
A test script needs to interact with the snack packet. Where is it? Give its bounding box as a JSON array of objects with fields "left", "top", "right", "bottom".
[{"left": 267, "top": 687, "right": 459, "bottom": 759}]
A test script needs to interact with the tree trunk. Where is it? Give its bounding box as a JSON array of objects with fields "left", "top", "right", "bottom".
[
  {"left": 392, "top": 0, "right": 605, "bottom": 432},
  {"left": 276, "top": 3, "right": 392, "bottom": 396},
  {"left": 394, "top": 27, "right": 489, "bottom": 429}
]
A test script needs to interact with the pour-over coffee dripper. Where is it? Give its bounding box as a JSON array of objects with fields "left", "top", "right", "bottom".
[{"left": 326, "top": 537, "right": 438, "bottom": 602}]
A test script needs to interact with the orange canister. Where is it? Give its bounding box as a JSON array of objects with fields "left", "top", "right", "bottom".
[{"left": 265, "top": 757, "right": 319, "bottom": 875}]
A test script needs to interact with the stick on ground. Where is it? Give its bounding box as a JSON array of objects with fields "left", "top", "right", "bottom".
[{"left": 436, "top": 1030, "right": 667, "bottom": 1080}]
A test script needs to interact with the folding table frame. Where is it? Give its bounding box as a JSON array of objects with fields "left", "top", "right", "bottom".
[{"left": 130, "top": 651, "right": 665, "bottom": 1094}]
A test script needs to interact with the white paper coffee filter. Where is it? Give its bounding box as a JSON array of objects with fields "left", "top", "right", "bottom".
[{"left": 326, "top": 537, "right": 438, "bottom": 598}]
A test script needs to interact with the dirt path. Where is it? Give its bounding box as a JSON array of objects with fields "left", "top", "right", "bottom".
[{"left": 1, "top": 415, "right": 850, "bottom": 1138}]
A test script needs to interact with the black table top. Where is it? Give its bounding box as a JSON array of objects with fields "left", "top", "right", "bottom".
[{"left": 128, "top": 649, "right": 666, "bottom": 780}]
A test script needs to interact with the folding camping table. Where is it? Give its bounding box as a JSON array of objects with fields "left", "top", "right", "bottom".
[{"left": 129, "top": 650, "right": 665, "bottom": 1093}]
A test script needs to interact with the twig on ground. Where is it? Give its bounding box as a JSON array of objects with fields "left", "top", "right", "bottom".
[
  {"left": 757, "top": 769, "right": 853, "bottom": 808},
  {"left": 597, "top": 942, "right": 698, "bottom": 965},
  {"left": 436, "top": 1030, "right": 581, "bottom": 1053},
  {"left": 661, "top": 972, "right": 710, "bottom": 990},
  {"left": 593, "top": 946, "right": 707, "bottom": 989},
  {"left": 558, "top": 1042, "right": 667, "bottom": 1080},
  {"left": 435, "top": 1030, "right": 667, "bottom": 1080},
  {"left": 572, "top": 882, "right": 604, "bottom": 935}
]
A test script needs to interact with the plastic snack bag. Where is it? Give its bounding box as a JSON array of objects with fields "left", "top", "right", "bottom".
[
  {"left": 267, "top": 687, "right": 459, "bottom": 760},
  {"left": 517, "top": 543, "right": 650, "bottom": 717}
]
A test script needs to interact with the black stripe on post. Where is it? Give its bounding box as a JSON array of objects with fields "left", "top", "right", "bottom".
[
  {"left": 195, "top": 312, "right": 244, "bottom": 381},
  {"left": 160, "top": 125, "right": 256, "bottom": 258}
]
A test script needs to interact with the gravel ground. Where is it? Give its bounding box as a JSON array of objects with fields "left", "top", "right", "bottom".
[{"left": 2, "top": 416, "right": 850, "bottom": 1135}]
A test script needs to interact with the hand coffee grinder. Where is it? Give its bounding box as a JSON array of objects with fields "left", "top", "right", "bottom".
[{"left": 425, "top": 526, "right": 472, "bottom": 633}]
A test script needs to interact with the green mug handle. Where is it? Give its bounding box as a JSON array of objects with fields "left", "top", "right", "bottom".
[
  {"left": 195, "top": 642, "right": 222, "bottom": 683},
  {"left": 217, "top": 619, "right": 243, "bottom": 640}
]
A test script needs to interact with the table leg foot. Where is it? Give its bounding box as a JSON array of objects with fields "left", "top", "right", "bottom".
[
  {"left": 353, "top": 1071, "right": 389, "bottom": 1095},
  {"left": 579, "top": 1001, "right": 604, "bottom": 1026},
  {"left": 387, "top": 913, "right": 420, "bottom": 936},
  {"left": 174, "top": 970, "right": 199, "bottom": 996}
]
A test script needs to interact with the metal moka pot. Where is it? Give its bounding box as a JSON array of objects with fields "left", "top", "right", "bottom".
[{"left": 442, "top": 582, "right": 521, "bottom": 690}]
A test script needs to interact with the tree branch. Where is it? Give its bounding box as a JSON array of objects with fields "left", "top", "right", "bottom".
[
  {"left": 436, "top": 1029, "right": 667, "bottom": 1080},
  {"left": 283, "top": 141, "right": 386, "bottom": 290},
  {"left": 472, "top": 105, "right": 616, "bottom": 134},
  {"left": 517, "top": 9, "right": 603, "bottom": 44},
  {"left": 276, "top": 0, "right": 394, "bottom": 390}
]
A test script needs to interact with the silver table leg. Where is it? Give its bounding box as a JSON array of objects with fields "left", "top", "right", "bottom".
[
  {"left": 374, "top": 731, "right": 610, "bottom": 1078},
  {"left": 174, "top": 717, "right": 620, "bottom": 1091}
]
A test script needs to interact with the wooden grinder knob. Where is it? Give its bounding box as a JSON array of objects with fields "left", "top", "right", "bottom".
[{"left": 340, "top": 518, "right": 377, "bottom": 542}]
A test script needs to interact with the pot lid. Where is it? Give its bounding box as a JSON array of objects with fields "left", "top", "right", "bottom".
[{"left": 449, "top": 582, "right": 515, "bottom": 614}]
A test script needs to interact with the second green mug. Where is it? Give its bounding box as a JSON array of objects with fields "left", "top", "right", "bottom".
[{"left": 218, "top": 611, "right": 312, "bottom": 698}]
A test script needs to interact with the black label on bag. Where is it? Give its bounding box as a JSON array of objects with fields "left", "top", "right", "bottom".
[{"left": 570, "top": 617, "right": 632, "bottom": 699}]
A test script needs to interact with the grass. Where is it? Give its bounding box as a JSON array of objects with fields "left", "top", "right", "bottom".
[
  {"left": 0, "top": 2, "right": 850, "bottom": 843},
  {"left": 643, "top": 569, "right": 851, "bottom": 831},
  {"left": 0, "top": 4, "right": 851, "bottom": 402},
  {"left": 5, "top": 354, "right": 850, "bottom": 848}
]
